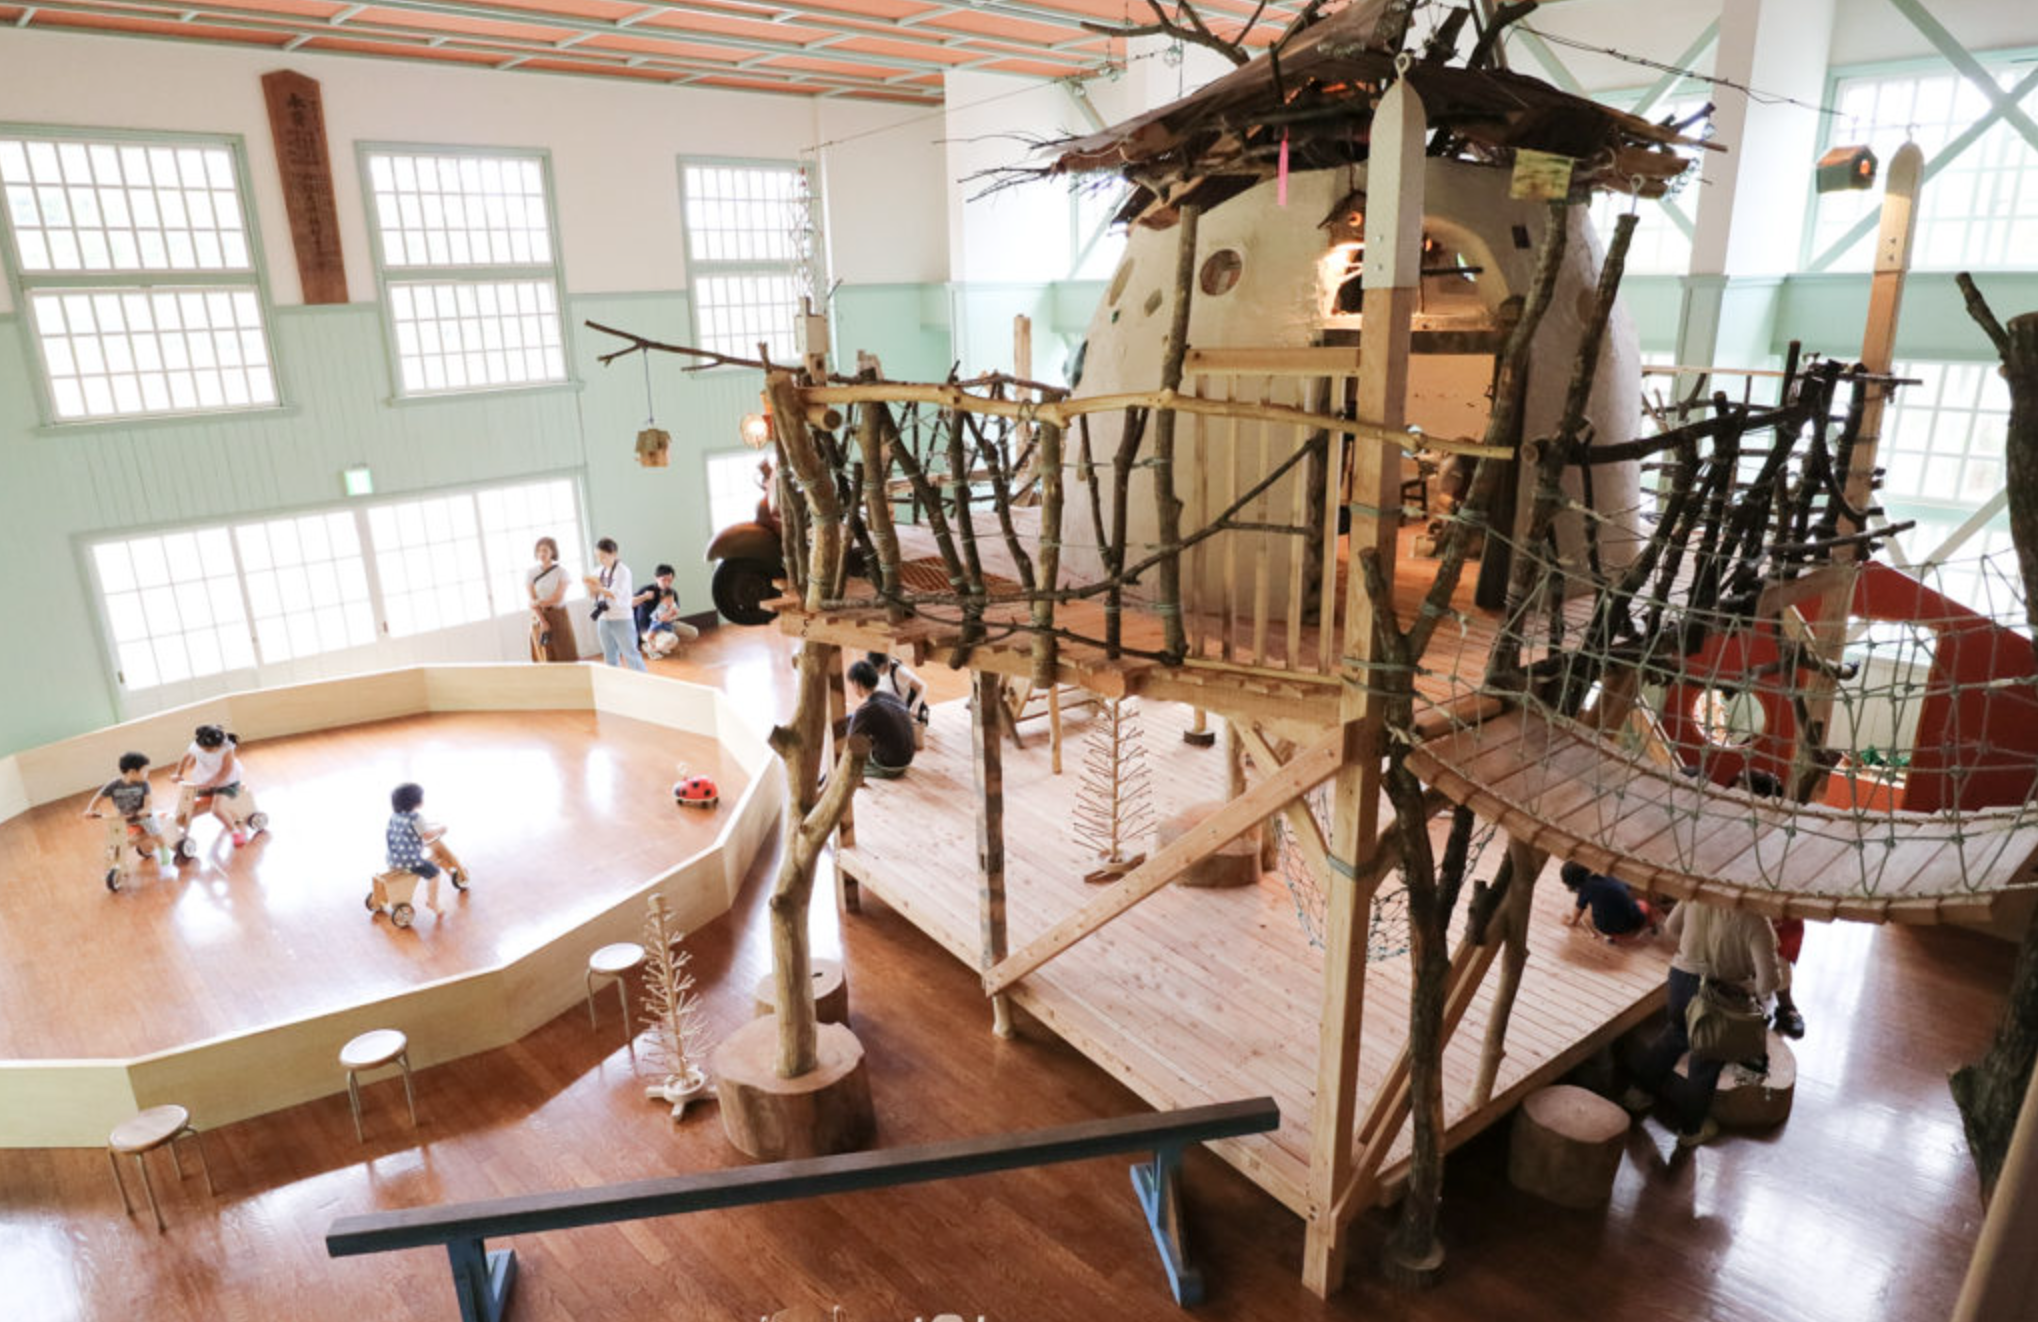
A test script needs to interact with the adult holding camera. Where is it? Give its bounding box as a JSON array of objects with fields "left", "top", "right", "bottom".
[
  {"left": 585, "top": 537, "right": 647, "bottom": 672},
  {"left": 527, "top": 536, "right": 577, "bottom": 663}
]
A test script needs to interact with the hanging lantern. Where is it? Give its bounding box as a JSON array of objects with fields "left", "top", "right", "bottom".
[{"left": 739, "top": 412, "right": 773, "bottom": 449}]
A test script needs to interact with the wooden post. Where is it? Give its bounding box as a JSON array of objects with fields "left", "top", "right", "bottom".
[
  {"left": 1152, "top": 203, "right": 1201, "bottom": 663},
  {"left": 1033, "top": 417, "right": 1065, "bottom": 694},
  {"left": 1953, "top": 1053, "right": 2038, "bottom": 1322},
  {"left": 1048, "top": 685, "right": 1065, "bottom": 776},
  {"left": 855, "top": 402, "right": 907, "bottom": 622},
  {"left": 1303, "top": 71, "right": 1425, "bottom": 1298},
  {"left": 973, "top": 673, "right": 1014, "bottom": 1038},
  {"left": 1471, "top": 836, "right": 1546, "bottom": 1107},
  {"left": 1797, "top": 143, "right": 1920, "bottom": 791}
]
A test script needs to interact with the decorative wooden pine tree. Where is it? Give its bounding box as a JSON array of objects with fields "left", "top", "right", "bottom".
[
  {"left": 1071, "top": 697, "right": 1153, "bottom": 884},
  {"left": 639, "top": 892, "right": 716, "bottom": 1120}
]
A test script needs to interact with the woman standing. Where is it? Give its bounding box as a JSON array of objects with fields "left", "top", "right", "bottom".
[
  {"left": 527, "top": 536, "right": 577, "bottom": 662},
  {"left": 585, "top": 537, "right": 647, "bottom": 672}
]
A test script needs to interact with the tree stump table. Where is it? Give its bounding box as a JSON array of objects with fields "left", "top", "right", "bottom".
[
  {"left": 1153, "top": 802, "right": 1259, "bottom": 889},
  {"left": 713, "top": 1015, "right": 874, "bottom": 1160},
  {"left": 753, "top": 958, "right": 849, "bottom": 1026},
  {"left": 1507, "top": 1084, "right": 1630, "bottom": 1208}
]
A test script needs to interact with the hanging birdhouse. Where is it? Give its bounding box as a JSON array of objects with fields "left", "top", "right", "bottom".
[
  {"left": 636, "top": 426, "right": 671, "bottom": 468},
  {"left": 1816, "top": 145, "right": 1878, "bottom": 193}
]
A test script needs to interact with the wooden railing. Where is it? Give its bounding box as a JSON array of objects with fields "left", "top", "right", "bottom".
[{"left": 326, "top": 1097, "right": 1281, "bottom": 1320}]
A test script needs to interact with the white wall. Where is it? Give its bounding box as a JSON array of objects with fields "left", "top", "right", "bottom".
[{"left": 0, "top": 27, "right": 947, "bottom": 312}]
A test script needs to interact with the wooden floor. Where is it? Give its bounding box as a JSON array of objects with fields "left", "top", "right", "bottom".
[
  {"left": 0, "top": 709, "right": 746, "bottom": 1059},
  {"left": 839, "top": 694, "right": 1670, "bottom": 1211},
  {"left": 0, "top": 628, "right": 2016, "bottom": 1322}
]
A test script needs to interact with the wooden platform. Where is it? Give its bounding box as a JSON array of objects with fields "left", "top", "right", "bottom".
[
  {"left": 837, "top": 696, "right": 1668, "bottom": 1214},
  {"left": 0, "top": 664, "right": 783, "bottom": 1146},
  {"left": 1410, "top": 707, "right": 2038, "bottom": 924}
]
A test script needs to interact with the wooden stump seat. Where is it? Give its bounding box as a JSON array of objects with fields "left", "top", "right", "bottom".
[
  {"left": 1153, "top": 802, "right": 1259, "bottom": 890},
  {"left": 1507, "top": 1084, "right": 1630, "bottom": 1209},
  {"left": 752, "top": 958, "right": 849, "bottom": 1026},
  {"left": 1697, "top": 1032, "right": 1797, "bottom": 1130},
  {"left": 713, "top": 1015, "right": 874, "bottom": 1161}
]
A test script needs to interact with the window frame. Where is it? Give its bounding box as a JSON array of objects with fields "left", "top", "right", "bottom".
[
  {"left": 356, "top": 140, "right": 579, "bottom": 403},
  {"left": 0, "top": 121, "right": 287, "bottom": 430},
  {"left": 675, "top": 154, "right": 825, "bottom": 369},
  {"left": 1800, "top": 46, "right": 2038, "bottom": 272}
]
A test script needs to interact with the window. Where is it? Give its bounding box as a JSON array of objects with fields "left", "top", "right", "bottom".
[
  {"left": 678, "top": 159, "right": 820, "bottom": 362},
  {"left": 0, "top": 131, "right": 278, "bottom": 423},
  {"left": 705, "top": 451, "right": 767, "bottom": 533},
  {"left": 1881, "top": 360, "right": 2007, "bottom": 509},
  {"left": 362, "top": 147, "right": 568, "bottom": 396},
  {"left": 366, "top": 495, "right": 492, "bottom": 637},
  {"left": 1810, "top": 64, "right": 2038, "bottom": 271},
  {"left": 92, "top": 528, "right": 255, "bottom": 690},
  {"left": 235, "top": 511, "right": 376, "bottom": 663},
  {"left": 477, "top": 477, "right": 587, "bottom": 613},
  {"left": 86, "top": 476, "right": 590, "bottom": 698}
]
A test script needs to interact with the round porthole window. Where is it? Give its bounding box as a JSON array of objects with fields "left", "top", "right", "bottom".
[
  {"left": 1107, "top": 259, "right": 1135, "bottom": 307},
  {"left": 1199, "top": 248, "right": 1243, "bottom": 296}
]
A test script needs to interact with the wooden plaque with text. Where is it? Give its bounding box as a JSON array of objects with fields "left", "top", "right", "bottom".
[{"left": 261, "top": 69, "right": 347, "bottom": 304}]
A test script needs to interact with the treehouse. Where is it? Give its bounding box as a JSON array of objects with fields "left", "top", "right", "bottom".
[{"left": 594, "top": 0, "right": 2038, "bottom": 1301}]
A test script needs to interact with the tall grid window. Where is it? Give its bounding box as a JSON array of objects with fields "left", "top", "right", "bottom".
[
  {"left": 477, "top": 477, "right": 586, "bottom": 613},
  {"left": 0, "top": 131, "right": 277, "bottom": 423},
  {"left": 235, "top": 511, "right": 376, "bottom": 663},
  {"left": 1810, "top": 64, "right": 2038, "bottom": 271},
  {"left": 1881, "top": 360, "right": 2008, "bottom": 509},
  {"left": 679, "top": 159, "right": 819, "bottom": 363},
  {"left": 366, "top": 494, "right": 493, "bottom": 637},
  {"left": 92, "top": 528, "right": 255, "bottom": 690},
  {"left": 362, "top": 147, "right": 568, "bottom": 396},
  {"left": 705, "top": 450, "right": 766, "bottom": 534}
]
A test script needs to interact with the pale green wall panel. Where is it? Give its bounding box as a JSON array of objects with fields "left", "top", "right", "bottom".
[
  {"left": 1774, "top": 271, "right": 2038, "bottom": 360},
  {"left": 832, "top": 284, "right": 951, "bottom": 381}
]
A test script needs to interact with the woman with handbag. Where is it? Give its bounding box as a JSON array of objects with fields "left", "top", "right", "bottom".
[
  {"left": 527, "top": 537, "right": 577, "bottom": 662},
  {"left": 1622, "top": 900, "right": 1785, "bottom": 1147}
]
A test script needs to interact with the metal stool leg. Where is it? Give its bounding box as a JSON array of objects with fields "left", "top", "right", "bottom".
[
  {"left": 108, "top": 1147, "right": 133, "bottom": 1215},
  {"left": 613, "top": 976, "right": 633, "bottom": 1049},
  {"left": 398, "top": 1052, "right": 418, "bottom": 1128},
  {"left": 348, "top": 1069, "right": 365, "bottom": 1143},
  {"left": 585, "top": 969, "right": 600, "bottom": 1028},
  {"left": 178, "top": 1125, "right": 217, "bottom": 1196},
  {"left": 133, "top": 1151, "right": 165, "bottom": 1233}
]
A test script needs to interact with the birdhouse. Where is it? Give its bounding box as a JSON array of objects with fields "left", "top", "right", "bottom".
[{"left": 636, "top": 426, "right": 671, "bottom": 468}]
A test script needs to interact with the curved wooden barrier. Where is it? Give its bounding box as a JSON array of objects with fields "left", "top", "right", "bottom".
[{"left": 0, "top": 664, "right": 784, "bottom": 1147}]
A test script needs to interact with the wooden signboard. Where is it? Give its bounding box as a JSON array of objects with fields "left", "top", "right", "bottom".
[{"left": 261, "top": 70, "right": 347, "bottom": 304}]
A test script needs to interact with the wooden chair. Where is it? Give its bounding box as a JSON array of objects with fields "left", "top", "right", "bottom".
[
  {"left": 585, "top": 942, "right": 647, "bottom": 1055},
  {"left": 341, "top": 1029, "right": 418, "bottom": 1143},
  {"left": 108, "top": 1104, "right": 215, "bottom": 1232}
]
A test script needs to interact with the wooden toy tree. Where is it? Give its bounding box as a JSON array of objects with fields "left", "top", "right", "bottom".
[
  {"left": 1072, "top": 697, "right": 1152, "bottom": 884},
  {"left": 639, "top": 892, "right": 714, "bottom": 1120}
]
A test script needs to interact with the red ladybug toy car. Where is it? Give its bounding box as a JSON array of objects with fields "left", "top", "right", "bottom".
[{"left": 672, "top": 769, "right": 720, "bottom": 810}]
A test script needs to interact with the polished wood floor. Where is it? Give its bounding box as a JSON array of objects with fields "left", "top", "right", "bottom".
[
  {"left": 0, "top": 710, "right": 745, "bottom": 1058},
  {"left": 0, "top": 627, "right": 2014, "bottom": 1322}
]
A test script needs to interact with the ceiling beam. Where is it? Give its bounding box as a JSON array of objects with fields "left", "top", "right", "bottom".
[{"left": 19, "top": 0, "right": 943, "bottom": 100}]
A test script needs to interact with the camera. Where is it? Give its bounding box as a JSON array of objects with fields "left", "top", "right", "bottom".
[{"left": 589, "top": 600, "right": 609, "bottom": 621}]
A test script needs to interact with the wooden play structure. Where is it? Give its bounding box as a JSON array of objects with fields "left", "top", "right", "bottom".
[{"left": 587, "top": 1, "right": 2038, "bottom": 1299}]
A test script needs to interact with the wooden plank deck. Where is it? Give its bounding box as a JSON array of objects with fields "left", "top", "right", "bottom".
[{"left": 836, "top": 697, "right": 1669, "bottom": 1216}]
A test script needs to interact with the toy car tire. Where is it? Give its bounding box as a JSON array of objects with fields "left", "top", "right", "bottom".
[
  {"left": 392, "top": 903, "right": 414, "bottom": 929},
  {"left": 247, "top": 812, "right": 269, "bottom": 832},
  {"left": 175, "top": 838, "right": 198, "bottom": 863},
  {"left": 106, "top": 869, "right": 121, "bottom": 892},
  {"left": 450, "top": 869, "right": 469, "bottom": 891},
  {"left": 365, "top": 892, "right": 377, "bottom": 914}
]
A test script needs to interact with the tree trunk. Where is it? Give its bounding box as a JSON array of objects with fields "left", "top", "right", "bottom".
[{"left": 1950, "top": 282, "right": 2038, "bottom": 1196}]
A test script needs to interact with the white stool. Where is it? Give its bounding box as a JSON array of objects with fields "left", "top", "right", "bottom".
[
  {"left": 341, "top": 1029, "right": 418, "bottom": 1143},
  {"left": 108, "top": 1104, "right": 215, "bottom": 1232},
  {"left": 586, "top": 943, "right": 647, "bottom": 1054}
]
